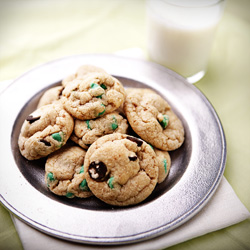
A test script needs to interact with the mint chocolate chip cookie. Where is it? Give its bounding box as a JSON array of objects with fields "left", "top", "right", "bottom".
[
  {"left": 45, "top": 145, "right": 92, "bottom": 198},
  {"left": 70, "top": 111, "right": 129, "bottom": 149},
  {"left": 124, "top": 88, "right": 185, "bottom": 151},
  {"left": 154, "top": 149, "right": 171, "bottom": 184},
  {"left": 61, "top": 72, "right": 126, "bottom": 120},
  {"left": 18, "top": 103, "right": 74, "bottom": 160},
  {"left": 62, "top": 64, "right": 107, "bottom": 87},
  {"left": 84, "top": 133, "right": 158, "bottom": 206},
  {"left": 37, "top": 86, "right": 64, "bottom": 108}
]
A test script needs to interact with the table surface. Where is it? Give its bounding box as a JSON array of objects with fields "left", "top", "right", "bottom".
[{"left": 0, "top": 0, "right": 249, "bottom": 249}]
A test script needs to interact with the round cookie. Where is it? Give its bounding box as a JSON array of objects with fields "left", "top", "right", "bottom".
[
  {"left": 84, "top": 133, "right": 158, "bottom": 206},
  {"left": 71, "top": 111, "right": 129, "bottom": 149},
  {"left": 154, "top": 149, "right": 171, "bottom": 183},
  {"left": 124, "top": 88, "right": 184, "bottom": 151},
  {"left": 125, "top": 87, "right": 155, "bottom": 96},
  {"left": 76, "top": 64, "right": 107, "bottom": 77},
  {"left": 18, "top": 103, "right": 74, "bottom": 160},
  {"left": 61, "top": 72, "right": 126, "bottom": 120},
  {"left": 37, "top": 85, "right": 64, "bottom": 108},
  {"left": 62, "top": 64, "right": 107, "bottom": 87},
  {"left": 45, "top": 146, "right": 92, "bottom": 198}
]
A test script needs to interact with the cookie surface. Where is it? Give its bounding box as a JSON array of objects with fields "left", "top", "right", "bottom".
[
  {"left": 61, "top": 72, "right": 126, "bottom": 120},
  {"left": 154, "top": 149, "right": 171, "bottom": 183},
  {"left": 84, "top": 133, "right": 158, "bottom": 206},
  {"left": 37, "top": 86, "right": 64, "bottom": 108},
  {"left": 71, "top": 111, "right": 128, "bottom": 149},
  {"left": 124, "top": 88, "right": 184, "bottom": 151},
  {"left": 62, "top": 64, "right": 106, "bottom": 87},
  {"left": 18, "top": 103, "right": 74, "bottom": 160},
  {"left": 76, "top": 64, "right": 107, "bottom": 78},
  {"left": 45, "top": 146, "right": 92, "bottom": 198}
]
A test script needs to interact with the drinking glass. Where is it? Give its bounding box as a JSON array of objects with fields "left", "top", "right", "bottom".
[{"left": 146, "top": 0, "right": 226, "bottom": 83}]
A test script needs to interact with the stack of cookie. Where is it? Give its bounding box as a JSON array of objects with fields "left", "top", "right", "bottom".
[{"left": 18, "top": 65, "right": 184, "bottom": 206}]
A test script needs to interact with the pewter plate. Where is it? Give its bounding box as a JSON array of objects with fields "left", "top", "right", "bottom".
[{"left": 0, "top": 54, "right": 226, "bottom": 245}]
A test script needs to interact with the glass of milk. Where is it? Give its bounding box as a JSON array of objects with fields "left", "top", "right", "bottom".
[{"left": 146, "top": 0, "right": 226, "bottom": 83}]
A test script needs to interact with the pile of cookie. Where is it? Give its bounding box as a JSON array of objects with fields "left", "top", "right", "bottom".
[{"left": 18, "top": 65, "right": 185, "bottom": 206}]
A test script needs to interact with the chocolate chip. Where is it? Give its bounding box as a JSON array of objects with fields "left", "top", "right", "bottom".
[
  {"left": 126, "top": 136, "right": 143, "bottom": 147},
  {"left": 39, "top": 139, "right": 51, "bottom": 146},
  {"left": 26, "top": 115, "right": 40, "bottom": 124},
  {"left": 88, "top": 161, "right": 107, "bottom": 181},
  {"left": 128, "top": 155, "right": 138, "bottom": 161},
  {"left": 58, "top": 87, "right": 64, "bottom": 98}
]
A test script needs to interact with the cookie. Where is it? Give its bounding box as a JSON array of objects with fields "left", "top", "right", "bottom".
[
  {"left": 61, "top": 72, "right": 126, "bottom": 120},
  {"left": 62, "top": 65, "right": 107, "bottom": 87},
  {"left": 84, "top": 133, "right": 158, "bottom": 206},
  {"left": 45, "top": 145, "right": 92, "bottom": 198},
  {"left": 125, "top": 87, "right": 155, "bottom": 96},
  {"left": 37, "top": 86, "right": 64, "bottom": 108},
  {"left": 71, "top": 111, "right": 129, "bottom": 149},
  {"left": 124, "top": 88, "right": 184, "bottom": 151},
  {"left": 154, "top": 149, "right": 171, "bottom": 183},
  {"left": 18, "top": 103, "right": 74, "bottom": 160},
  {"left": 76, "top": 64, "right": 107, "bottom": 77}
]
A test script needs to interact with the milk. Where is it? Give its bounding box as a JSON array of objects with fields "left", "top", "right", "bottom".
[{"left": 147, "top": 0, "right": 225, "bottom": 82}]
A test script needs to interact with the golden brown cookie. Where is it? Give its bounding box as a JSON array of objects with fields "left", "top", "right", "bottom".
[
  {"left": 124, "top": 88, "right": 184, "bottom": 151},
  {"left": 84, "top": 133, "right": 158, "bottom": 206},
  {"left": 18, "top": 103, "right": 74, "bottom": 160},
  {"left": 37, "top": 86, "right": 64, "bottom": 108},
  {"left": 71, "top": 111, "right": 128, "bottom": 149},
  {"left": 45, "top": 146, "right": 92, "bottom": 198},
  {"left": 62, "top": 64, "right": 107, "bottom": 87},
  {"left": 61, "top": 72, "right": 126, "bottom": 120},
  {"left": 154, "top": 149, "right": 171, "bottom": 183}
]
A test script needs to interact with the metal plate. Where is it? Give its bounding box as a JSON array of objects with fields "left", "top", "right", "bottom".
[{"left": 0, "top": 54, "right": 226, "bottom": 245}]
